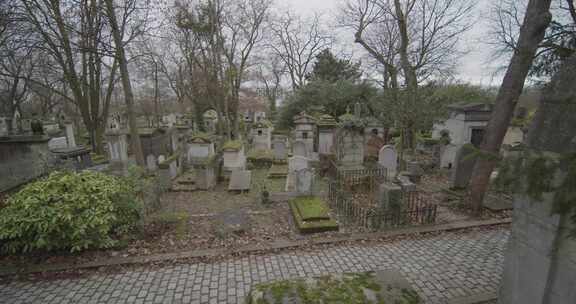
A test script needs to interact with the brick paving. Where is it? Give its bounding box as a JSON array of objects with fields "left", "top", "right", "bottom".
[{"left": 0, "top": 228, "right": 508, "bottom": 304}]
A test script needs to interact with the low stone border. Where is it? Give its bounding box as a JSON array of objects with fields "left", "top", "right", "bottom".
[
  {"left": 447, "top": 292, "right": 498, "bottom": 304},
  {"left": 0, "top": 218, "right": 511, "bottom": 276}
]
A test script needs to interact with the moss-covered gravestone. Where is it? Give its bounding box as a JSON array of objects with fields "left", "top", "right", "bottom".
[
  {"left": 246, "top": 270, "right": 421, "bottom": 304},
  {"left": 289, "top": 196, "right": 338, "bottom": 233}
]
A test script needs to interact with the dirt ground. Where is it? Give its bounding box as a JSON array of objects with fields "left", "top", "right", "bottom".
[{"left": 0, "top": 166, "right": 511, "bottom": 271}]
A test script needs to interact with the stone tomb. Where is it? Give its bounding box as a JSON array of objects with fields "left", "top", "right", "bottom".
[
  {"left": 292, "top": 140, "right": 307, "bottom": 157},
  {"left": 451, "top": 145, "right": 476, "bottom": 189},
  {"left": 252, "top": 121, "right": 272, "bottom": 150},
  {"left": 378, "top": 145, "right": 398, "bottom": 177},
  {"left": 273, "top": 140, "right": 287, "bottom": 161},
  {"left": 186, "top": 135, "right": 215, "bottom": 164},
  {"left": 48, "top": 137, "right": 68, "bottom": 151},
  {"left": 285, "top": 155, "right": 310, "bottom": 192},
  {"left": 293, "top": 112, "right": 316, "bottom": 156},
  {"left": 228, "top": 170, "right": 252, "bottom": 192},
  {"left": 222, "top": 141, "right": 246, "bottom": 179},
  {"left": 336, "top": 129, "right": 365, "bottom": 168}
]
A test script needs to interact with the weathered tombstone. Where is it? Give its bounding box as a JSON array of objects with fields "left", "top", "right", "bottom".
[
  {"left": 228, "top": 170, "right": 252, "bottom": 192},
  {"left": 451, "top": 145, "right": 476, "bottom": 189},
  {"left": 48, "top": 137, "right": 68, "bottom": 151},
  {"left": 377, "top": 183, "right": 403, "bottom": 211},
  {"left": 378, "top": 145, "right": 398, "bottom": 177},
  {"left": 440, "top": 144, "right": 458, "bottom": 168},
  {"left": 273, "top": 140, "right": 287, "bottom": 160},
  {"left": 336, "top": 129, "right": 365, "bottom": 168},
  {"left": 64, "top": 122, "right": 76, "bottom": 148},
  {"left": 223, "top": 142, "right": 246, "bottom": 177},
  {"left": 295, "top": 168, "right": 314, "bottom": 195},
  {"left": 106, "top": 131, "right": 128, "bottom": 173},
  {"left": 186, "top": 136, "right": 214, "bottom": 164},
  {"left": 405, "top": 161, "right": 424, "bottom": 183},
  {"left": 0, "top": 117, "right": 8, "bottom": 136},
  {"left": 146, "top": 154, "right": 157, "bottom": 171},
  {"left": 396, "top": 174, "right": 416, "bottom": 192},
  {"left": 293, "top": 140, "right": 307, "bottom": 157},
  {"left": 285, "top": 155, "right": 309, "bottom": 192}
]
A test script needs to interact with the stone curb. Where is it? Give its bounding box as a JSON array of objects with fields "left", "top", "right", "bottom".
[
  {"left": 447, "top": 292, "right": 498, "bottom": 304},
  {"left": 0, "top": 218, "right": 511, "bottom": 276}
]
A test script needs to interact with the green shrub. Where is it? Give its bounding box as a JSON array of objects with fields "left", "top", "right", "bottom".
[{"left": 0, "top": 171, "right": 142, "bottom": 253}]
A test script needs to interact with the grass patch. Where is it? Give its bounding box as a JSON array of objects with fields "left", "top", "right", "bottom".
[
  {"left": 293, "top": 196, "right": 330, "bottom": 220},
  {"left": 248, "top": 272, "right": 422, "bottom": 304}
]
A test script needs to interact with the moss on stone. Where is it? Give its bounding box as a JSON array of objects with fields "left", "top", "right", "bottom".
[{"left": 247, "top": 272, "right": 421, "bottom": 304}]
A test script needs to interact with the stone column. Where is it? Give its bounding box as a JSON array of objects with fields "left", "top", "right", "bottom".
[
  {"left": 498, "top": 62, "right": 576, "bottom": 304},
  {"left": 65, "top": 122, "right": 76, "bottom": 148}
]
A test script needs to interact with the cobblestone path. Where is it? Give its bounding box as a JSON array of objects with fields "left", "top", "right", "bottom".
[{"left": 0, "top": 228, "right": 509, "bottom": 304}]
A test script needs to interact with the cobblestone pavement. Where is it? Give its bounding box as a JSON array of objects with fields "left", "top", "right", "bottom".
[{"left": 0, "top": 228, "right": 509, "bottom": 304}]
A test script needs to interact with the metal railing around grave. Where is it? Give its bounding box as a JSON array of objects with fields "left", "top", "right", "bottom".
[{"left": 328, "top": 181, "right": 438, "bottom": 230}]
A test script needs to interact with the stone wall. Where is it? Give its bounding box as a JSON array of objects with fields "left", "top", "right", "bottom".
[{"left": 0, "top": 136, "right": 52, "bottom": 192}]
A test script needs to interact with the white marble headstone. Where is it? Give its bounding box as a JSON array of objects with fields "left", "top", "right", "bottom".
[
  {"left": 378, "top": 145, "right": 398, "bottom": 177},
  {"left": 285, "top": 155, "right": 310, "bottom": 192}
]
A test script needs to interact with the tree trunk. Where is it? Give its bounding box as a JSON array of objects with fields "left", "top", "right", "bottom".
[
  {"left": 467, "top": 0, "right": 552, "bottom": 216},
  {"left": 104, "top": 0, "right": 145, "bottom": 166}
]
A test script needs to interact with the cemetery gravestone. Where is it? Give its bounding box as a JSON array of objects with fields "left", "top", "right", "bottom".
[
  {"left": 285, "top": 156, "right": 309, "bottom": 192},
  {"left": 295, "top": 168, "right": 314, "bottom": 195},
  {"left": 65, "top": 123, "right": 76, "bottom": 148},
  {"left": 273, "top": 140, "right": 287, "bottom": 160},
  {"left": 451, "top": 145, "right": 476, "bottom": 189},
  {"left": 378, "top": 145, "right": 398, "bottom": 177},
  {"left": 293, "top": 140, "right": 307, "bottom": 157},
  {"left": 146, "top": 155, "right": 157, "bottom": 171},
  {"left": 48, "top": 137, "right": 68, "bottom": 151},
  {"left": 338, "top": 130, "right": 365, "bottom": 167},
  {"left": 228, "top": 170, "right": 252, "bottom": 192}
]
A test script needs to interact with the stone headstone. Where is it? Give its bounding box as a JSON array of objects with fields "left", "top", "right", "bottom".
[
  {"left": 273, "top": 140, "right": 287, "bottom": 160},
  {"left": 440, "top": 144, "right": 458, "bottom": 168},
  {"left": 146, "top": 154, "right": 157, "bottom": 171},
  {"left": 285, "top": 155, "right": 309, "bottom": 192},
  {"left": 293, "top": 140, "right": 307, "bottom": 157},
  {"left": 48, "top": 137, "right": 68, "bottom": 150},
  {"left": 0, "top": 117, "right": 8, "bottom": 136},
  {"left": 378, "top": 145, "right": 398, "bottom": 177},
  {"left": 295, "top": 168, "right": 314, "bottom": 195},
  {"left": 377, "top": 183, "right": 403, "bottom": 211},
  {"left": 451, "top": 145, "right": 477, "bottom": 189},
  {"left": 228, "top": 170, "right": 252, "bottom": 192},
  {"left": 338, "top": 131, "right": 365, "bottom": 166},
  {"left": 65, "top": 123, "right": 76, "bottom": 148},
  {"left": 396, "top": 174, "right": 416, "bottom": 192}
]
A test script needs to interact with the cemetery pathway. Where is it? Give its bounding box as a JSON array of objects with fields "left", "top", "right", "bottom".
[{"left": 0, "top": 227, "right": 509, "bottom": 304}]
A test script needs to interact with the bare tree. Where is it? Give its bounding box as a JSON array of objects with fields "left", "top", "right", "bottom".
[
  {"left": 467, "top": 0, "right": 554, "bottom": 215},
  {"left": 340, "top": 0, "right": 474, "bottom": 150},
  {"left": 15, "top": 0, "right": 119, "bottom": 153},
  {"left": 103, "top": 0, "right": 149, "bottom": 166},
  {"left": 268, "top": 10, "right": 333, "bottom": 91}
]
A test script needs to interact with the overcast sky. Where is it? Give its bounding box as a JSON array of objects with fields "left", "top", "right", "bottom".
[{"left": 282, "top": 0, "right": 507, "bottom": 86}]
